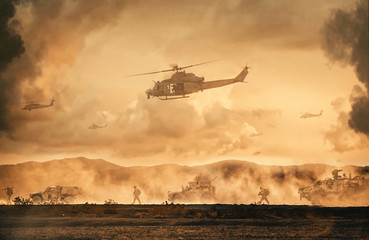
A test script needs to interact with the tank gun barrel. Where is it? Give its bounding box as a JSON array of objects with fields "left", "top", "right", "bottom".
[{"left": 209, "top": 176, "right": 217, "bottom": 183}]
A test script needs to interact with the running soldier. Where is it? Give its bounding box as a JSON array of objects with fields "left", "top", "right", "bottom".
[
  {"left": 132, "top": 186, "right": 141, "bottom": 204},
  {"left": 2, "top": 186, "right": 13, "bottom": 205},
  {"left": 257, "top": 187, "right": 270, "bottom": 205}
]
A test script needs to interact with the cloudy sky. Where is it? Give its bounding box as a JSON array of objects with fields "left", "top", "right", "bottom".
[{"left": 0, "top": 0, "right": 368, "bottom": 166}]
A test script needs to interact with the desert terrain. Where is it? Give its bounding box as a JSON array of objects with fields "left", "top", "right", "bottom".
[
  {"left": 1, "top": 158, "right": 368, "bottom": 239},
  {"left": 0, "top": 204, "right": 368, "bottom": 239}
]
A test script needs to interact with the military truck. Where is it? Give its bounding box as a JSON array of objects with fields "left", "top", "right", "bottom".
[
  {"left": 298, "top": 169, "right": 369, "bottom": 205},
  {"left": 30, "top": 186, "right": 81, "bottom": 204},
  {"left": 168, "top": 177, "right": 216, "bottom": 203}
]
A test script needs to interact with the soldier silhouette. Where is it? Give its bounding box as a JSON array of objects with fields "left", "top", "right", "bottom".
[
  {"left": 257, "top": 187, "right": 270, "bottom": 205},
  {"left": 2, "top": 186, "right": 13, "bottom": 205},
  {"left": 132, "top": 186, "right": 141, "bottom": 204},
  {"left": 332, "top": 169, "right": 343, "bottom": 180}
]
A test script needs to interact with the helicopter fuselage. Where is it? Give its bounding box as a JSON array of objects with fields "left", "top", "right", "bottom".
[
  {"left": 146, "top": 67, "right": 248, "bottom": 99},
  {"left": 88, "top": 123, "right": 108, "bottom": 129},
  {"left": 300, "top": 110, "right": 323, "bottom": 119},
  {"left": 22, "top": 100, "right": 55, "bottom": 111}
]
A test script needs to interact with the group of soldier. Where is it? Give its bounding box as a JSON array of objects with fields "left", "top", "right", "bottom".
[
  {"left": 0, "top": 185, "right": 270, "bottom": 205},
  {"left": 130, "top": 186, "right": 271, "bottom": 205}
]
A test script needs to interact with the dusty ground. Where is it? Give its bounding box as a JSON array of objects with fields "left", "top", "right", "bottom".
[{"left": 0, "top": 204, "right": 368, "bottom": 239}]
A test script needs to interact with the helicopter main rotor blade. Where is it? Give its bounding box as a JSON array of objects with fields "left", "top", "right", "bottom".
[
  {"left": 125, "top": 59, "right": 222, "bottom": 77},
  {"left": 178, "top": 59, "right": 221, "bottom": 71},
  {"left": 125, "top": 69, "right": 174, "bottom": 77}
]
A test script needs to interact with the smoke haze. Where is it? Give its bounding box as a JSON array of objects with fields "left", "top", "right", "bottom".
[
  {"left": 0, "top": 0, "right": 367, "bottom": 168},
  {"left": 1, "top": 157, "right": 368, "bottom": 206}
]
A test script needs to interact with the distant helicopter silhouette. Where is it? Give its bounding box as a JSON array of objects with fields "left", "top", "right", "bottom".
[
  {"left": 249, "top": 132, "right": 263, "bottom": 137},
  {"left": 22, "top": 99, "right": 55, "bottom": 111},
  {"left": 300, "top": 110, "right": 323, "bottom": 119},
  {"left": 88, "top": 123, "right": 108, "bottom": 129}
]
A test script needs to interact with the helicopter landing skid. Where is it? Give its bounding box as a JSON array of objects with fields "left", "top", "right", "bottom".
[{"left": 159, "top": 96, "right": 190, "bottom": 100}]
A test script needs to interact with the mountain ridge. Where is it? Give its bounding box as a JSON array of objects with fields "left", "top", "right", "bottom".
[
  {"left": 1, "top": 157, "right": 368, "bottom": 205},
  {"left": 3, "top": 157, "right": 361, "bottom": 169}
]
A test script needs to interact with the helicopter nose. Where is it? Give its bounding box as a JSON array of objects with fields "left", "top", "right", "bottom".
[{"left": 145, "top": 89, "right": 151, "bottom": 99}]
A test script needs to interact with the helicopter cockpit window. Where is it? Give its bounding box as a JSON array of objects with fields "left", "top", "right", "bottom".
[{"left": 168, "top": 83, "right": 184, "bottom": 94}]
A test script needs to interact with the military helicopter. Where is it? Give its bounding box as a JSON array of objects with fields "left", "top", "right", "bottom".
[
  {"left": 22, "top": 99, "right": 55, "bottom": 111},
  {"left": 249, "top": 132, "right": 263, "bottom": 137},
  {"left": 300, "top": 110, "right": 323, "bottom": 119},
  {"left": 88, "top": 123, "right": 108, "bottom": 129},
  {"left": 127, "top": 61, "right": 249, "bottom": 100}
]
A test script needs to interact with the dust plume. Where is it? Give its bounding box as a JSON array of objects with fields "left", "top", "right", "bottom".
[
  {"left": 321, "top": 0, "right": 369, "bottom": 137},
  {"left": 1, "top": 158, "right": 368, "bottom": 206},
  {"left": 325, "top": 100, "right": 368, "bottom": 153}
]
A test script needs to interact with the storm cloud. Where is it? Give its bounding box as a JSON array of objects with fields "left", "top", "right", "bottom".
[
  {"left": 0, "top": 0, "right": 25, "bottom": 132},
  {"left": 0, "top": 0, "right": 126, "bottom": 134},
  {"left": 322, "top": 0, "right": 369, "bottom": 137}
]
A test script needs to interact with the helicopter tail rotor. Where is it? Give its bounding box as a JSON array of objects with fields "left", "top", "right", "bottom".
[{"left": 244, "top": 65, "right": 252, "bottom": 70}]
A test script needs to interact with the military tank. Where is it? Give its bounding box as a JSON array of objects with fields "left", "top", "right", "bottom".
[
  {"left": 168, "top": 177, "right": 216, "bottom": 203},
  {"left": 298, "top": 169, "right": 369, "bottom": 205}
]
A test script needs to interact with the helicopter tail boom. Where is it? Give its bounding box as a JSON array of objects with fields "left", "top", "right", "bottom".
[{"left": 201, "top": 67, "right": 249, "bottom": 90}]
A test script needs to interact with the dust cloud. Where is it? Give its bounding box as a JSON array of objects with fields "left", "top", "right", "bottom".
[{"left": 1, "top": 157, "right": 368, "bottom": 206}]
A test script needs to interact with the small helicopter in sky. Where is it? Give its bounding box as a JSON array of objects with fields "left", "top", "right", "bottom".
[
  {"left": 22, "top": 99, "right": 55, "bottom": 111},
  {"left": 127, "top": 61, "right": 249, "bottom": 100},
  {"left": 300, "top": 110, "right": 323, "bottom": 119},
  {"left": 88, "top": 123, "right": 108, "bottom": 129},
  {"left": 249, "top": 132, "right": 263, "bottom": 137}
]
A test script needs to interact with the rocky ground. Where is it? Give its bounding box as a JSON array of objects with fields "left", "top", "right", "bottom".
[{"left": 0, "top": 204, "right": 368, "bottom": 239}]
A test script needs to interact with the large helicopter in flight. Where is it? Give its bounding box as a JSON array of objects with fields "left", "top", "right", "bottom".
[
  {"left": 22, "top": 99, "right": 55, "bottom": 111},
  {"left": 127, "top": 61, "right": 249, "bottom": 100}
]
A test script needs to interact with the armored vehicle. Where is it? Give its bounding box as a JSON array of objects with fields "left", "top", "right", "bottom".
[
  {"left": 168, "top": 177, "right": 216, "bottom": 203},
  {"left": 298, "top": 169, "right": 369, "bottom": 205},
  {"left": 30, "top": 186, "right": 80, "bottom": 204}
]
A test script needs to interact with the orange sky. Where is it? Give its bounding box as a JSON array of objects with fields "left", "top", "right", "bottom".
[{"left": 0, "top": 0, "right": 368, "bottom": 166}]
